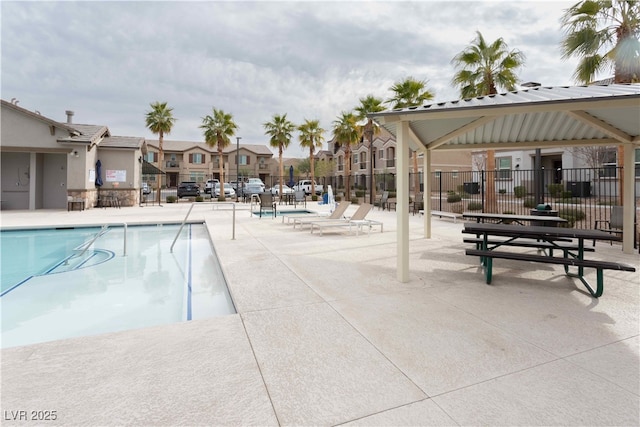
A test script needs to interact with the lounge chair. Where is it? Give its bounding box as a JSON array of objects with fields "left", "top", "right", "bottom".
[
  {"left": 258, "top": 192, "right": 277, "bottom": 218},
  {"left": 309, "top": 203, "right": 383, "bottom": 236},
  {"left": 291, "top": 201, "right": 351, "bottom": 228}
]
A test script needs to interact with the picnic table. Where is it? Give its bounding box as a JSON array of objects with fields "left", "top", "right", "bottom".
[
  {"left": 462, "top": 222, "right": 635, "bottom": 298},
  {"left": 463, "top": 212, "right": 567, "bottom": 226}
]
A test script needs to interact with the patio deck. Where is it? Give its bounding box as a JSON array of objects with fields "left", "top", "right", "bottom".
[{"left": 1, "top": 203, "right": 638, "bottom": 426}]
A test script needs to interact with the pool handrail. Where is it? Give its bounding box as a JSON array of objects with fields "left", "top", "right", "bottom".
[
  {"left": 170, "top": 202, "right": 236, "bottom": 253},
  {"left": 69, "top": 225, "right": 109, "bottom": 265}
]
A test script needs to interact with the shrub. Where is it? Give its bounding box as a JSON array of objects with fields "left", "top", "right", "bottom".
[
  {"left": 514, "top": 186, "right": 527, "bottom": 198},
  {"left": 467, "top": 202, "right": 483, "bottom": 211},
  {"left": 166, "top": 195, "right": 177, "bottom": 203},
  {"left": 522, "top": 197, "right": 536, "bottom": 208},
  {"left": 561, "top": 191, "right": 573, "bottom": 199},
  {"left": 351, "top": 197, "right": 360, "bottom": 205},
  {"left": 334, "top": 195, "right": 342, "bottom": 202},
  {"left": 217, "top": 195, "right": 226, "bottom": 202},
  {"left": 195, "top": 196, "right": 204, "bottom": 202},
  {"left": 447, "top": 193, "right": 462, "bottom": 203},
  {"left": 311, "top": 194, "right": 318, "bottom": 201},
  {"left": 558, "top": 208, "right": 586, "bottom": 221},
  {"left": 498, "top": 189, "right": 506, "bottom": 194},
  {"left": 547, "top": 184, "right": 563, "bottom": 198},
  {"left": 451, "top": 204, "right": 464, "bottom": 214},
  {"left": 355, "top": 190, "right": 365, "bottom": 198}
]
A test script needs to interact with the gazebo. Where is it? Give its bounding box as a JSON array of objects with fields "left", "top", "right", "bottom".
[{"left": 370, "top": 84, "right": 640, "bottom": 282}]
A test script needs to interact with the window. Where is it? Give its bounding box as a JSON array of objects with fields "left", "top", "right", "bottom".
[
  {"left": 236, "top": 155, "right": 250, "bottom": 165},
  {"left": 190, "top": 172, "right": 205, "bottom": 183},
  {"left": 600, "top": 148, "right": 617, "bottom": 178},
  {"left": 452, "top": 170, "right": 459, "bottom": 179},
  {"left": 435, "top": 170, "right": 441, "bottom": 179},
  {"left": 496, "top": 157, "right": 512, "bottom": 179},
  {"left": 378, "top": 149, "right": 384, "bottom": 160},
  {"left": 360, "top": 152, "right": 366, "bottom": 163},
  {"left": 189, "top": 153, "right": 204, "bottom": 164},
  {"left": 144, "top": 152, "right": 158, "bottom": 162}
]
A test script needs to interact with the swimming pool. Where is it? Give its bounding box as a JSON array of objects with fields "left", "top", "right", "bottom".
[{"left": 0, "top": 224, "right": 235, "bottom": 348}]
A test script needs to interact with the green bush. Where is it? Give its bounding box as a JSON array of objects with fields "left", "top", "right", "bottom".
[
  {"left": 514, "top": 186, "right": 527, "bottom": 198},
  {"left": 467, "top": 202, "right": 483, "bottom": 211},
  {"left": 355, "top": 190, "right": 365, "bottom": 198},
  {"left": 498, "top": 189, "right": 506, "bottom": 194},
  {"left": 558, "top": 208, "right": 586, "bottom": 221},
  {"left": 350, "top": 197, "right": 360, "bottom": 205},
  {"left": 166, "top": 195, "right": 177, "bottom": 203},
  {"left": 561, "top": 191, "right": 573, "bottom": 199},
  {"left": 547, "top": 184, "right": 564, "bottom": 198},
  {"left": 334, "top": 195, "right": 342, "bottom": 202},
  {"left": 311, "top": 194, "right": 318, "bottom": 201},
  {"left": 523, "top": 197, "right": 536, "bottom": 208},
  {"left": 447, "top": 193, "right": 462, "bottom": 203},
  {"left": 195, "top": 196, "right": 204, "bottom": 202}
]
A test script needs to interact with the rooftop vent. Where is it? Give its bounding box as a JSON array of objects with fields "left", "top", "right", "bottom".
[{"left": 65, "top": 110, "right": 74, "bottom": 124}]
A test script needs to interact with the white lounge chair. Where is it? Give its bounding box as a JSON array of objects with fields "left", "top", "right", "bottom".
[
  {"left": 309, "top": 203, "right": 383, "bottom": 236},
  {"left": 290, "top": 201, "right": 351, "bottom": 229}
]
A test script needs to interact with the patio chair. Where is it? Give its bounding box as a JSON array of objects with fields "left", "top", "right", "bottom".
[
  {"left": 410, "top": 192, "right": 424, "bottom": 216},
  {"left": 594, "top": 205, "right": 637, "bottom": 248},
  {"left": 376, "top": 191, "right": 389, "bottom": 211},
  {"left": 293, "top": 190, "right": 306, "bottom": 208},
  {"left": 258, "top": 192, "right": 277, "bottom": 218},
  {"left": 291, "top": 201, "right": 351, "bottom": 229}
]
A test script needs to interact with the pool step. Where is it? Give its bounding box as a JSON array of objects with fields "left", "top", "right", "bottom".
[{"left": 44, "top": 249, "right": 114, "bottom": 275}]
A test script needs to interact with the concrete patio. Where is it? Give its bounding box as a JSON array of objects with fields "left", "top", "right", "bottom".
[{"left": 1, "top": 202, "right": 638, "bottom": 426}]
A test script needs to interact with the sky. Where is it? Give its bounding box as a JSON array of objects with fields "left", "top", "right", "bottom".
[{"left": 2, "top": 0, "right": 586, "bottom": 158}]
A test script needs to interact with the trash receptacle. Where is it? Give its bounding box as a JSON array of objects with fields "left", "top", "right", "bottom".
[
  {"left": 530, "top": 207, "right": 559, "bottom": 227},
  {"left": 322, "top": 193, "right": 329, "bottom": 204},
  {"left": 463, "top": 182, "right": 480, "bottom": 194}
]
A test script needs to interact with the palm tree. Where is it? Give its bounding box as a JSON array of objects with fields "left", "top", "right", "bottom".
[
  {"left": 200, "top": 108, "right": 238, "bottom": 201},
  {"left": 387, "top": 78, "right": 435, "bottom": 195},
  {"left": 298, "top": 119, "right": 325, "bottom": 196},
  {"left": 451, "top": 31, "right": 525, "bottom": 97},
  {"left": 264, "top": 114, "right": 296, "bottom": 197},
  {"left": 451, "top": 32, "right": 525, "bottom": 213},
  {"left": 561, "top": 0, "right": 640, "bottom": 84},
  {"left": 355, "top": 95, "right": 386, "bottom": 203},
  {"left": 145, "top": 101, "right": 176, "bottom": 202},
  {"left": 332, "top": 111, "right": 360, "bottom": 197}
]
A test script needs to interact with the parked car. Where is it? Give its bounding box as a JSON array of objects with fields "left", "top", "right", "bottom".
[
  {"left": 204, "top": 179, "right": 219, "bottom": 194},
  {"left": 238, "top": 183, "right": 264, "bottom": 198},
  {"left": 177, "top": 181, "right": 201, "bottom": 198},
  {"left": 270, "top": 184, "right": 294, "bottom": 196},
  {"left": 214, "top": 183, "right": 236, "bottom": 198},
  {"left": 247, "top": 178, "right": 265, "bottom": 192},
  {"left": 142, "top": 182, "right": 151, "bottom": 195}
]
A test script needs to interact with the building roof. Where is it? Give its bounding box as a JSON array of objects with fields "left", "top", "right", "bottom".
[
  {"left": 371, "top": 84, "right": 640, "bottom": 152},
  {"left": 99, "top": 136, "right": 145, "bottom": 150},
  {"left": 57, "top": 124, "right": 110, "bottom": 145},
  {"left": 148, "top": 139, "right": 274, "bottom": 156}
]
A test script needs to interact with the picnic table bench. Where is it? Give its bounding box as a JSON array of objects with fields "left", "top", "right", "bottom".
[
  {"left": 463, "top": 212, "right": 567, "bottom": 226},
  {"left": 462, "top": 223, "right": 636, "bottom": 298}
]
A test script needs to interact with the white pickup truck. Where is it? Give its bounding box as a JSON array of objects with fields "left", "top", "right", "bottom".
[{"left": 293, "top": 180, "right": 323, "bottom": 196}]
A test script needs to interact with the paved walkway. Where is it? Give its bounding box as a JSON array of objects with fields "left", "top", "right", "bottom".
[{"left": 1, "top": 203, "right": 638, "bottom": 426}]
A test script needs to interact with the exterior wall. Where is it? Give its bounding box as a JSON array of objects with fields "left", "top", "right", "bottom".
[{"left": 1, "top": 152, "right": 31, "bottom": 209}]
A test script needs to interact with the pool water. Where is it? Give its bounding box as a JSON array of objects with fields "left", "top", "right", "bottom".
[{"left": 0, "top": 224, "right": 235, "bottom": 348}]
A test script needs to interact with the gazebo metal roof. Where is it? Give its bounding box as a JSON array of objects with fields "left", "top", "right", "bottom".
[{"left": 369, "top": 84, "right": 640, "bottom": 282}]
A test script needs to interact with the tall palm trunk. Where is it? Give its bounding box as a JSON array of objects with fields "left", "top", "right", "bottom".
[
  {"left": 218, "top": 139, "right": 225, "bottom": 199},
  {"left": 279, "top": 146, "right": 284, "bottom": 195},
  {"left": 310, "top": 141, "right": 316, "bottom": 195},
  {"left": 345, "top": 147, "right": 351, "bottom": 198},
  {"left": 157, "top": 130, "right": 164, "bottom": 203}
]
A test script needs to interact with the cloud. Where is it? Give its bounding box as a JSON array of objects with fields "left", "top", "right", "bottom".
[{"left": 2, "top": 0, "right": 578, "bottom": 158}]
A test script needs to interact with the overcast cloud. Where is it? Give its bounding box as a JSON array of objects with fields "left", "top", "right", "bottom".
[{"left": 2, "top": 0, "right": 582, "bottom": 157}]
